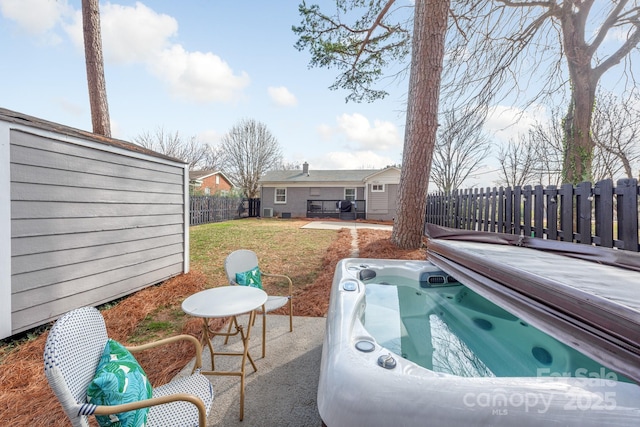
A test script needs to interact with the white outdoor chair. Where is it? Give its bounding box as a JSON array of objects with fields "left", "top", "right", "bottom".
[
  {"left": 224, "top": 249, "right": 293, "bottom": 358},
  {"left": 43, "top": 306, "right": 214, "bottom": 427}
]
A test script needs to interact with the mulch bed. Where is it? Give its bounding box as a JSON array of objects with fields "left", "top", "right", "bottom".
[{"left": 0, "top": 228, "right": 425, "bottom": 425}]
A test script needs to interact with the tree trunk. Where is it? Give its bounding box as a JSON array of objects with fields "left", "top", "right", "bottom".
[
  {"left": 82, "top": 0, "right": 111, "bottom": 137},
  {"left": 562, "top": 71, "right": 596, "bottom": 184},
  {"left": 391, "top": 0, "right": 449, "bottom": 249},
  {"left": 560, "top": 3, "right": 596, "bottom": 184}
]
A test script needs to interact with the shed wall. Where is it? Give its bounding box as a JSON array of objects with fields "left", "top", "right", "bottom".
[{"left": 8, "top": 129, "right": 187, "bottom": 336}]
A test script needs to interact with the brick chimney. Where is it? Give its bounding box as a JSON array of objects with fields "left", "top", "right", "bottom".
[{"left": 303, "top": 161, "right": 309, "bottom": 176}]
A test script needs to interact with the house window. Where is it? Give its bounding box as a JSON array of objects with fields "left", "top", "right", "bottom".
[
  {"left": 372, "top": 184, "right": 385, "bottom": 192},
  {"left": 215, "top": 175, "right": 220, "bottom": 185},
  {"left": 204, "top": 187, "right": 211, "bottom": 195},
  {"left": 344, "top": 188, "right": 356, "bottom": 201},
  {"left": 275, "top": 188, "right": 287, "bottom": 204}
]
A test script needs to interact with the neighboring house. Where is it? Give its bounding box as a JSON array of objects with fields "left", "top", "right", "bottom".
[
  {"left": 189, "top": 170, "right": 234, "bottom": 195},
  {"left": 259, "top": 162, "right": 400, "bottom": 221},
  {"left": 0, "top": 108, "right": 189, "bottom": 339}
]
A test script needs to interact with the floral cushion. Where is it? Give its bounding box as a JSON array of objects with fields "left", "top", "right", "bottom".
[
  {"left": 87, "top": 339, "right": 153, "bottom": 427},
  {"left": 235, "top": 266, "right": 263, "bottom": 289}
]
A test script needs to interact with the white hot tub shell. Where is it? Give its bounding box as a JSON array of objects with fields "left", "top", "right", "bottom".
[{"left": 317, "top": 258, "right": 640, "bottom": 427}]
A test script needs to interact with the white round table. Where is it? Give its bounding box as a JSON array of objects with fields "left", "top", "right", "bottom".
[
  {"left": 182, "top": 286, "right": 267, "bottom": 318},
  {"left": 182, "top": 285, "right": 267, "bottom": 421}
]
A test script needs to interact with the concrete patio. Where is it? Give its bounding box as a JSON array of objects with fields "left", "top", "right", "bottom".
[{"left": 175, "top": 314, "right": 326, "bottom": 427}]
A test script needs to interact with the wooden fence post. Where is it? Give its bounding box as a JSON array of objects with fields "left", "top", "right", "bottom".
[
  {"left": 497, "top": 187, "right": 505, "bottom": 233},
  {"left": 513, "top": 186, "right": 523, "bottom": 236},
  {"left": 546, "top": 185, "right": 558, "bottom": 241},
  {"left": 594, "top": 179, "right": 614, "bottom": 248},
  {"left": 489, "top": 187, "right": 497, "bottom": 232},
  {"left": 533, "top": 185, "right": 544, "bottom": 238},
  {"left": 482, "top": 187, "right": 490, "bottom": 231},
  {"left": 576, "top": 182, "right": 593, "bottom": 245},
  {"left": 616, "top": 178, "right": 639, "bottom": 251},
  {"left": 505, "top": 187, "right": 513, "bottom": 234},
  {"left": 523, "top": 185, "right": 532, "bottom": 237},
  {"left": 560, "top": 183, "right": 574, "bottom": 242},
  {"left": 455, "top": 189, "right": 462, "bottom": 229}
]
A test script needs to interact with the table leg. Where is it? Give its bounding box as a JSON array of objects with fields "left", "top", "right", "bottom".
[
  {"left": 200, "top": 318, "right": 216, "bottom": 371},
  {"left": 239, "top": 309, "right": 258, "bottom": 420},
  {"left": 199, "top": 311, "right": 259, "bottom": 421}
]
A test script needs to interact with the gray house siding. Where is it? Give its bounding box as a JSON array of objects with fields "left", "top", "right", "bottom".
[
  {"left": 367, "top": 183, "right": 399, "bottom": 221},
  {"left": 1, "top": 112, "right": 188, "bottom": 338},
  {"left": 261, "top": 185, "right": 365, "bottom": 218}
]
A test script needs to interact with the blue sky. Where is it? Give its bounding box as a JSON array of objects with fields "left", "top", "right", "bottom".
[
  {"left": 1, "top": 1, "right": 637, "bottom": 187},
  {"left": 0, "top": 0, "right": 411, "bottom": 171}
]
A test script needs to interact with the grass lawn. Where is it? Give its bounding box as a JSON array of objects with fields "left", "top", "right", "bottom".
[
  {"left": 189, "top": 218, "right": 336, "bottom": 289},
  {"left": 131, "top": 218, "right": 338, "bottom": 344}
]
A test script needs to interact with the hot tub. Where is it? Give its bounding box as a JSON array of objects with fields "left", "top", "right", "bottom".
[{"left": 317, "top": 258, "right": 640, "bottom": 426}]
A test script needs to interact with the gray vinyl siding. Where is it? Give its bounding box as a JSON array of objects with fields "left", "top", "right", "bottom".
[
  {"left": 9, "top": 129, "right": 186, "bottom": 335},
  {"left": 274, "top": 187, "right": 309, "bottom": 217},
  {"left": 261, "top": 186, "right": 365, "bottom": 218},
  {"left": 367, "top": 183, "right": 398, "bottom": 221}
]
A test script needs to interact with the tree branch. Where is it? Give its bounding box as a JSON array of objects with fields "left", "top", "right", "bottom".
[
  {"left": 587, "top": 0, "right": 631, "bottom": 55},
  {"left": 593, "top": 23, "right": 640, "bottom": 81}
]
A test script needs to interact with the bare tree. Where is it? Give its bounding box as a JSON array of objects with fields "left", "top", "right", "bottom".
[
  {"left": 82, "top": 0, "right": 111, "bottom": 137},
  {"left": 133, "top": 128, "right": 209, "bottom": 170},
  {"left": 278, "top": 161, "right": 302, "bottom": 170},
  {"left": 220, "top": 119, "right": 283, "bottom": 198},
  {"left": 523, "top": 93, "right": 640, "bottom": 184},
  {"left": 200, "top": 144, "right": 223, "bottom": 172},
  {"left": 496, "top": 135, "right": 541, "bottom": 188},
  {"left": 430, "top": 108, "right": 491, "bottom": 192},
  {"left": 445, "top": 1, "right": 640, "bottom": 184},
  {"left": 591, "top": 90, "right": 640, "bottom": 181},
  {"left": 528, "top": 110, "right": 564, "bottom": 186}
]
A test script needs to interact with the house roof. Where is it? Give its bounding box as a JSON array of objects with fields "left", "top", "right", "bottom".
[
  {"left": 189, "top": 170, "right": 236, "bottom": 186},
  {"left": 260, "top": 166, "right": 400, "bottom": 184}
]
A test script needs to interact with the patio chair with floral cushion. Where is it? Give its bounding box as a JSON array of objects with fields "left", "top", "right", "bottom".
[
  {"left": 224, "top": 249, "right": 294, "bottom": 358},
  {"left": 43, "top": 306, "right": 214, "bottom": 427}
]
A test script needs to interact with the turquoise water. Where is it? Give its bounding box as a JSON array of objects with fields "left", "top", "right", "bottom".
[{"left": 362, "top": 278, "right": 629, "bottom": 381}]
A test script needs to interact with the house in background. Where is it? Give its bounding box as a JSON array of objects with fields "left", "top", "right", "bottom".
[
  {"left": 189, "top": 170, "right": 234, "bottom": 195},
  {"left": 259, "top": 162, "right": 400, "bottom": 221},
  {"left": 0, "top": 108, "right": 189, "bottom": 339}
]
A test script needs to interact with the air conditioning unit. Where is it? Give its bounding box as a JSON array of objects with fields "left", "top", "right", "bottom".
[{"left": 263, "top": 207, "right": 273, "bottom": 218}]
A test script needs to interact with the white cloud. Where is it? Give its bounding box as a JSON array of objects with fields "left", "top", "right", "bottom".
[
  {"left": 0, "top": 0, "right": 63, "bottom": 34},
  {"left": 268, "top": 86, "right": 297, "bottom": 107},
  {"left": 334, "top": 113, "right": 402, "bottom": 151},
  {"left": 0, "top": 0, "right": 70, "bottom": 43},
  {"left": 99, "top": 2, "right": 178, "bottom": 64},
  {"left": 63, "top": 2, "right": 178, "bottom": 63},
  {"left": 484, "top": 104, "right": 548, "bottom": 143},
  {"left": 151, "top": 45, "right": 250, "bottom": 103},
  {"left": 12, "top": 1, "right": 250, "bottom": 104}
]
